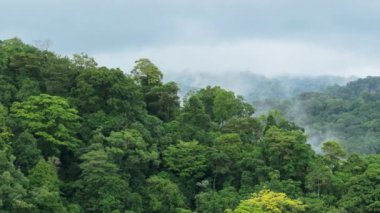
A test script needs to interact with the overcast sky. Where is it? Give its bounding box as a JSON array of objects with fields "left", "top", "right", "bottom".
[{"left": 1, "top": 0, "right": 380, "bottom": 77}]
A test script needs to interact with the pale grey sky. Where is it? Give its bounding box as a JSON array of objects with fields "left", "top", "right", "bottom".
[{"left": 1, "top": 0, "right": 380, "bottom": 77}]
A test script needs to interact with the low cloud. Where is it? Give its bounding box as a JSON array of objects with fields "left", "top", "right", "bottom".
[{"left": 93, "top": 39, "right": 380, "bottom": 77}]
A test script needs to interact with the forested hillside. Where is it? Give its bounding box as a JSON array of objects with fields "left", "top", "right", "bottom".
[
  {"left": 0, "top": 38, "right": 379, "bottom": 212},
  {"left": 269, "top": 77, "right": 380, "bottom": 154}
]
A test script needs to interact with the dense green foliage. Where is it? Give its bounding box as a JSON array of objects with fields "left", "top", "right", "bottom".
[{"left": 0, "top": 38, "right": 379, "bottom": 212}]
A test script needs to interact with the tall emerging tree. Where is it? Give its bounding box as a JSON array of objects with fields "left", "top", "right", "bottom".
[
  {"left": 145, "top": 81, "right": 180, "bottom": 122},
  {"left": 322, "top": 140, "right": 346, "bottom": 161},
  {"left": 132, "top": 58, "right": 180, "bottom": 121},
  {"left": 131, "top": 58, "right": 163, "bottom": 93},
  {"left": 322, "top": 140, "right": 346, "bottom": 170},
  {"left": 213, "top": 89, "right": 254, "bottom": 125},
  {"left": 70, "top": 53, "right": 97, "bottom": 71}
]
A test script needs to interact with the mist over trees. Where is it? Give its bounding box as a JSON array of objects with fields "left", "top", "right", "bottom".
[
  {"left": 0, "top": 38, "right": 379, "bottom": 212},
  {"left": 263, "top": 76, "right": 380, "bottom": 154},
  {"left": 166, "top": 71, "right": 353, "bottom": 102}
]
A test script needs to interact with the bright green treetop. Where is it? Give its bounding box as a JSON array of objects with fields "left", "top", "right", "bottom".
[
  {"left": 11, "top": 94, "right": 80, "bottom": 157},
  {"left": 231, "top": 189, "right": 306, "bottom": 213}
]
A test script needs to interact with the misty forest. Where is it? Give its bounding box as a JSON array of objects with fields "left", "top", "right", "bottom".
[{"left": 0, "top": 38, "right": 380, "bottom": 213}]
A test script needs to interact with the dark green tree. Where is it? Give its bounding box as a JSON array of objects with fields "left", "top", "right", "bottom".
[
  {"left": 131, "top": 58, "right": 163, "bottom": 93},
  {"left": 145, "top": 175, "right": 186, "bottom": 213},
  {"left": 305, "top": 158, "right": 334, "bottom": 197},
  {"left": 145, "top": 82, "right": 180, "bottom": 121},
  {"left": 173, "top": 95, "right": 213, "bottom": 142},
  {"left": 213, "top": 89, "right": 254, "bottom": 125},
  {"left": 163, "top": 140, "right": 208, "bottom": 179},
  {"left": 263, "top": 126, "right": 313, "bottom": 181},
  {"left": 72, "top": 66, "right": 144, "bottom": 119},
  {"left": 195, "top": 186, "right": 239, "bottom": 213},
  {"left": 0, "top": 104, "right": 12, "bottom": 145},
  {"left": 28, "top": 158, "right": 67, "bottom": 212},
  {"left": 106, "top": 129, "right": 159, "bottom": 189},
  {"left": 209, "top": 133, "right": 242, "bottom": 189},
  {"left": 338, "top": 156, "right": 380, "bottom": 212},
  {"left": 42, "top": 56, "right": 77, "bottom": 97},
  {"left": 0, "top": 150, "right": 33, "bottom": 211},
  {"left": 322, "top": 140, "right": 347, "bottom": 170},
  {"left": 132, "top": 59, "right": 180, "bottom": 121},
  {"left": 75, "top": 149, "right": 131, "bottom": 212},
  {"left": 12, "top": 131, "right": 41, "bottom": 174}
]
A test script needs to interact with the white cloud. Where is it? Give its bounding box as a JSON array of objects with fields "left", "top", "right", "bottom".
[{"left": 92, "top": 39, "right": 380, "bottom": 77}]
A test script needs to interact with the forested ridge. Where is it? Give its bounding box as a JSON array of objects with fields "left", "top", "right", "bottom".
[
  {"left": 268, "top": 76, "right": 380, "bottom": 154},
  {"left": 0, "top": 38, "right": 379, "bottom": 213}
]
